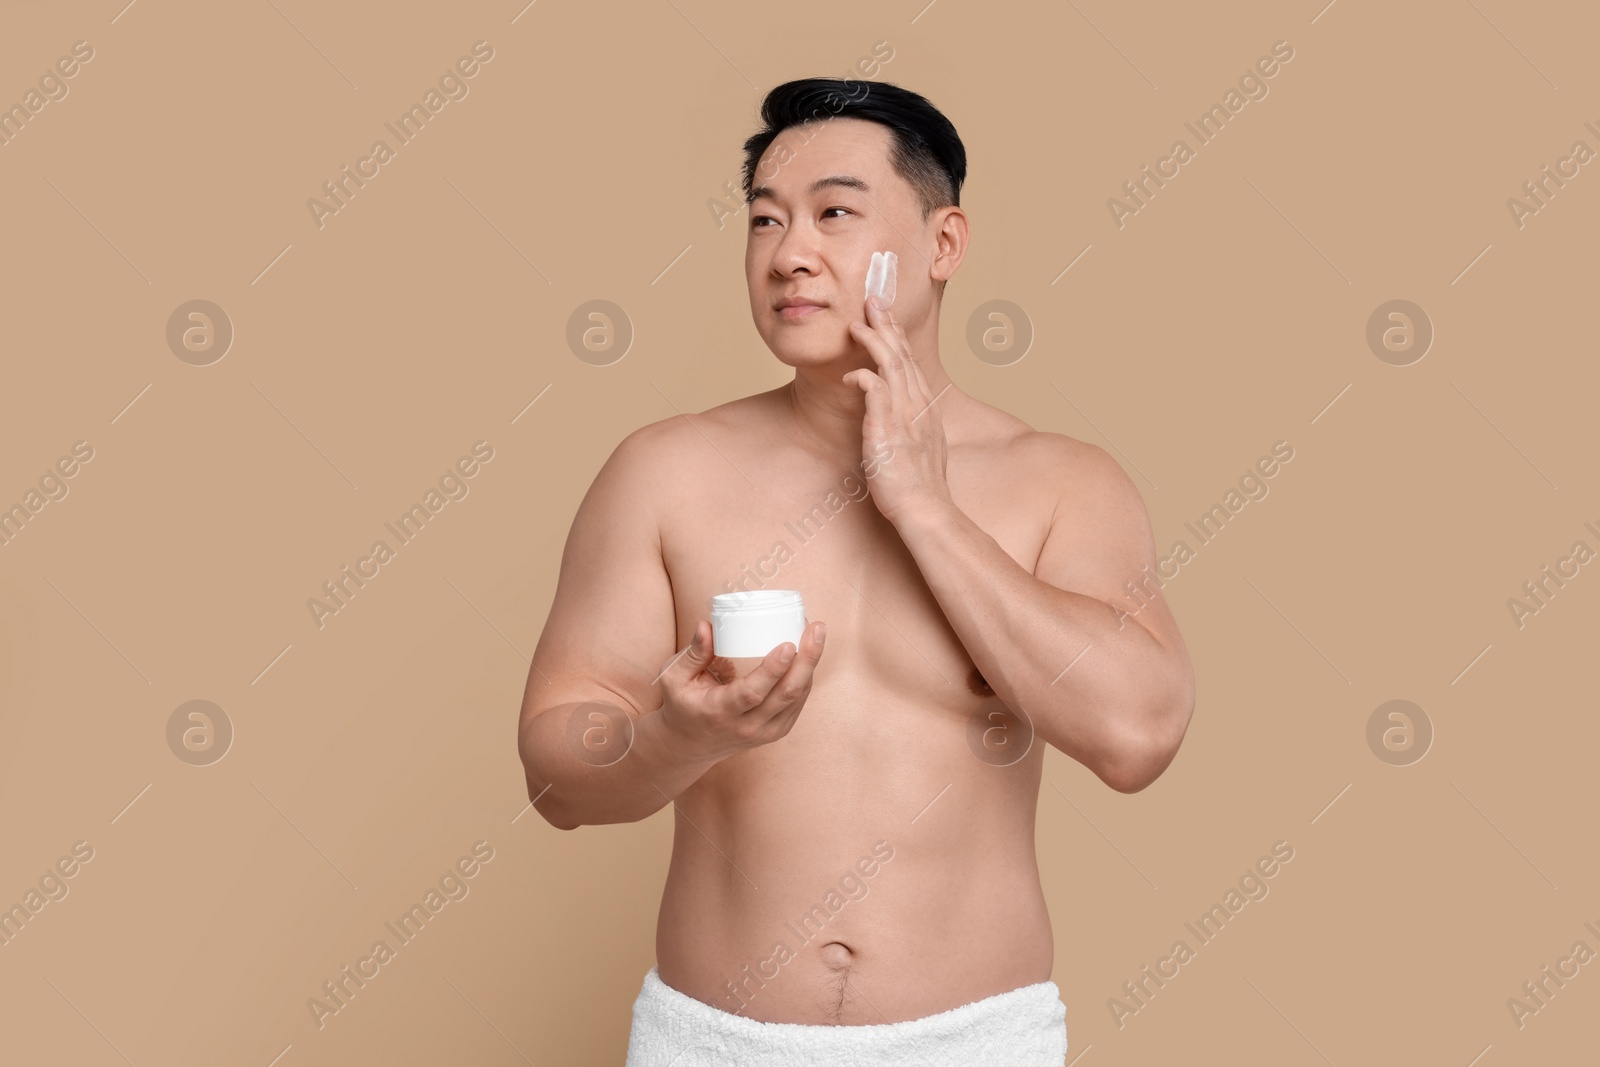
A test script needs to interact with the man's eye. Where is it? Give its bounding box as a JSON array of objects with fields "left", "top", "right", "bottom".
[
  {"left": 752, "top": 215, "right": 776, "bottom": 228},
  {"left": 822, "top": 207, "right": 850, "bottom": 219}
]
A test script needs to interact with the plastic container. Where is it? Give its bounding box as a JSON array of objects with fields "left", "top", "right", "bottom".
[{"left": 710, "top": 590, "right": 806, "bottom": 662}]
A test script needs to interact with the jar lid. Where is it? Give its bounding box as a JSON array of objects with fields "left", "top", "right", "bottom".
[{"left": 711, "top": 590, "right": 803, "bottom": 614}]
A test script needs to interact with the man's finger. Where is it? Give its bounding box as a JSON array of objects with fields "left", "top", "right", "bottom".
[
  {"left": 655, "top": 621, "right": 711, "bottom": 686},
  {"left": 881, "top": 306, "right": 920, "bottom": 398},
  {"left": 729, "top": 640, "right": 798, "bottom": 714},
  {"left": 853, "top": 304, "right": 911, "bottom": 411},
  {"left": 872, "top": 299, "right": 917, "bottom": 407},
  {"left": 844, "top": 367, "right": 889, "bottom": 438},
  {"left": 754, "top": 621, "right": 825, "bottom": 717},
  {"left": 740, "top": 620, "right": 825, "bottom": 717}
]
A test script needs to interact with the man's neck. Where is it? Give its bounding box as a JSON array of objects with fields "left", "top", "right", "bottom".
[{"left": 782, "top": 337, "right": 960, "bottom": 468}]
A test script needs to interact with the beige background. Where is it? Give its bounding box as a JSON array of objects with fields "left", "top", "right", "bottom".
[{"left": 1, "top": 0, "right": 1596, "bottom": 1063}]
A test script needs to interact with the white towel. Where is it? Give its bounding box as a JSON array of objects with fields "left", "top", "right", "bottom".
[{"left": 624, "top": 964, "right": 1068, "bottom": 1066}]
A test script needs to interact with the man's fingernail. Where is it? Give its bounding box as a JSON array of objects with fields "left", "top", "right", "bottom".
[{"left": 817, "top": 623, "right": 827, "bottom": 644}]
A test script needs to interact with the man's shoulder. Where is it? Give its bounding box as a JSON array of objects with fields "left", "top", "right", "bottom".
[
  {"left": 1018, "top": 428, "right": 1118, "bottom": 479},
  {"left": 961, "top": 406, "right": 1138, "bottom": 522},
  {"left": 960, "top": 402, "right": 1110, "bottom": 479},
  {"left": 615, "top": 391, "right": 771, "bottom": 458},
  {"left": 604, "top": 390, "right": 777, "bottom": 493},
  {"left": 982, "top": 418, "right": 1153, "bottom": 582}
]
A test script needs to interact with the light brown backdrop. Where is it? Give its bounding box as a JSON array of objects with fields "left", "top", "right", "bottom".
[{"left": 1, "top": 0, "right": 1595, "bottom": 1063}]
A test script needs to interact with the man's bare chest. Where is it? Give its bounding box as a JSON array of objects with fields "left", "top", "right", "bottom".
[{"left": 659, "top": 446, "right": 1052, "bottom": 710}]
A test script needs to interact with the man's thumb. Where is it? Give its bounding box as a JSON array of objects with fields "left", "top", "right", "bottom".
[{"left": 678, "top": 621, "right": 714, "bottom": 671}]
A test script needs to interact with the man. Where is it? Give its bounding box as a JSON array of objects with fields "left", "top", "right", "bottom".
[{"left": 517, "top": 78, "right": 1195, "bottom": 1066}]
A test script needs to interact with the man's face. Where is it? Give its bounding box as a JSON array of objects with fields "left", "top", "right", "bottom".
[{"left": 745, "top": 117, "right": 931, "bottom": 369}]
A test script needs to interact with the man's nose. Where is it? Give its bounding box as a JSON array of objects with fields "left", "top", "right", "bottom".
[{"left": 771, "top": 220, "right": 821, "bottom": 274}]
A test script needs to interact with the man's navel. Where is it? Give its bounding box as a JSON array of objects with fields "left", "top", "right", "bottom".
[
  {"left": 818, "top": 940, "right": 854, "bottom": 969},
  {"left": 968, "top": 667, "right": 994, "bottom": 697}
]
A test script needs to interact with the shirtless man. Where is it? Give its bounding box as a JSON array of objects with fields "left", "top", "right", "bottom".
[{"left": 518, "top": 78, "right": 1195, "bottom": 1066}]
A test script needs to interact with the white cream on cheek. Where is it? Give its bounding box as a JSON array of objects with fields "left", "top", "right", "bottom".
[{"left": 864, "top": 250, "right": 898, "bottom": 307}]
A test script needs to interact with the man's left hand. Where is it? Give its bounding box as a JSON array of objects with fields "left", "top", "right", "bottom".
[{"left": 844, "top": 296, "right": 954, "bottom": 527}]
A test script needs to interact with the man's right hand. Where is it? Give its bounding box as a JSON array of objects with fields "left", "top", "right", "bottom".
[{"left": 656, "top": 619, "right": 826, "bottom": 763}]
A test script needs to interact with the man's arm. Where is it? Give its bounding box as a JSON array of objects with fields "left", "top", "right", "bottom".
[
  {"left": 516, "top": 422, "right": 722, "bottom": 829},
  {"left": 892, "top": 436, "right": 1195, "bottom": 792}
]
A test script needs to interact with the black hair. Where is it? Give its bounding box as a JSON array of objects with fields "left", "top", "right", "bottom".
[{"left": 740, "top": 78, "right": 966, "bottom": 224}]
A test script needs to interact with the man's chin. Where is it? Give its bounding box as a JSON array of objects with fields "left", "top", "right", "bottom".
[{"left": 763, "top": 334, "right": 855, "bottom": 369}]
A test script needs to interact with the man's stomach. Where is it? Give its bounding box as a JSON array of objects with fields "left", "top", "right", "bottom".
[{"left": 651, "top": 687, "right": 1055, "bottom": 1026}]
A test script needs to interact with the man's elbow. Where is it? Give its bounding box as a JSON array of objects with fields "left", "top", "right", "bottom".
[
  {"left": 1103, "top": 695, "right": 1193, "bottom": 793},
  {"left": 520, "top": 709, "right": 584, "bottom": 830},
  {"left": 1102, "top": 743, "right": 1177, "bottom": 794},
  {"left": 524, "top": 773, "right": 582, "bottom": 830},
  {"left": 533, "top": 792, "right": 582, "bottom": 831}
]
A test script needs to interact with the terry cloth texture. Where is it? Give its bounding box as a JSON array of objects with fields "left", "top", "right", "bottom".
[{"left": 624, "top": 964, "right": 1068, "bottom": 1066}]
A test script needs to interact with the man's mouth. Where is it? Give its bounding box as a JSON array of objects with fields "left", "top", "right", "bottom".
[{"left": 776, "top": 298, "right": 828, "bottom": 321}]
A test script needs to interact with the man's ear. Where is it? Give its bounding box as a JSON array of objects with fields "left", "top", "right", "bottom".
[{"left": 929, "top": 206, "right": 969, "bottom": 285}]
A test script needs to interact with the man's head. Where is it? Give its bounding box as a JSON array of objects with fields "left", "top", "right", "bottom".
[{"left": 740, "top": 79, "right": 968, "bottom": 370}]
